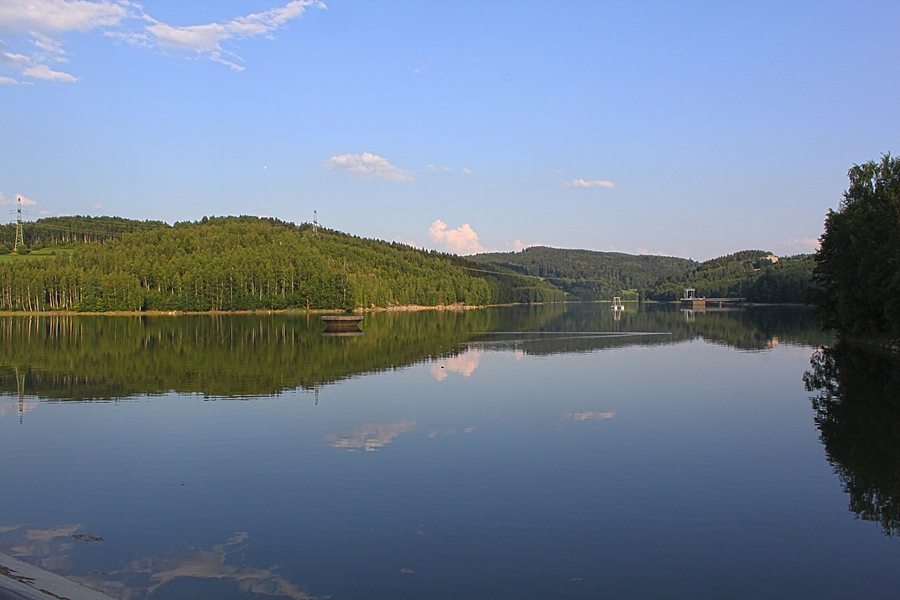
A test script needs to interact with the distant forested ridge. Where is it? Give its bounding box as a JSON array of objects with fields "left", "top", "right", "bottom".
[
  {"left": 0, "top": 216, "right": 562, "bottom": 311},
  {"left": 473, "top": 246, "right": 813, "bottom": 303},
  {"left": 647, "top": 251, "right": 814, "bottom": 303},
  {"left": 470, "top": 247, "right": 696, "bottom": 301}
]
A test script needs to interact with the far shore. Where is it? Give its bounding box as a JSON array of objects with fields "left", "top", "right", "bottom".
[{"left": 0, "top": 300, "right": 812, "bottom": 317}]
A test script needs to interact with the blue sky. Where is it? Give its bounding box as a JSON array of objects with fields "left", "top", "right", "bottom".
[{"left": 1, "top": 1, "right": 898, "bottom": 260}]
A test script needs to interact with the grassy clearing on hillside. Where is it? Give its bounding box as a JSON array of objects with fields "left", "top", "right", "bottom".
[{"left": 0, "top": 248, "right": 73, "bottom": 263}]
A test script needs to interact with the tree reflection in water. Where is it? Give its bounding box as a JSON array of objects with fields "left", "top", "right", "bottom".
[{"left": 804, "top": 344, "right": 900, "bottom": 535}]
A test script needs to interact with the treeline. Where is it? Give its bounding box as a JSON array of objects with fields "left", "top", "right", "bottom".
[
  {"left": 648, "top": 251, "right": 814, "bottom": 303},
  {"left": 0, "top": 215, "right": 168, "bottom": 250},
  {"left": 471, "top": 246, "right": 697, "bottom": 301},
  {"left": 809, "top": 155, "right": 900, "bottom": 340},
  {"left": 0, "top": 216, "right": 562, "bottom": 312},
  {"left": 474, "top": 246, "right": 813, "bottom": 303}
]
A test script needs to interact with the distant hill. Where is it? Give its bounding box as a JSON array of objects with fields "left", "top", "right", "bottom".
[
  {"left": 471, "top": 246, "right": 697, "bottom": 300},
  {"left": 648, "top": 251, "right": 814, "bottom": 303},
  {"left": 473, "top": 246, "right": 814, "bottom": 304}
]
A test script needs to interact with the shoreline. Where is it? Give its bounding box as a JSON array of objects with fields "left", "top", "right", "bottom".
[
  {"left": 0, "top": 303, "right": 492, "bottom": 317},
  {"left": 0, "top": 300, "right": 813, "bottom": 317}
]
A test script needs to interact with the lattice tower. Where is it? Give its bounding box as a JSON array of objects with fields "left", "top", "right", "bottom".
[{"left": 14, "top": 196, "right": 24, "bottom": 250}]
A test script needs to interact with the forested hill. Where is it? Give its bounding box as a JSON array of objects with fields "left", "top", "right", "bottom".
[
  {"left": 647, "top": 251, "right": 814, "bottom": 303},
  {"left": 471, "top": 246, "right": 697, "bottom": 301},
  {"left": 0, "top": 216, "right": 562, "bottom": 312},
  {"left": 473, "top": 246, "right": 813, "bottom": 303}
]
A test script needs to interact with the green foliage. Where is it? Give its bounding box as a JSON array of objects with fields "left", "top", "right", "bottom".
[
  {"left": 647, "top": 251, "right": 813, "bottom": 303},
  {"left": 474, "top": 246, "right": 812, "bottom": 304},
  {"left": 0, "top": 243, "right": 8, "bottom": 255},
  {"left": 0, "top": 216, "right": 562, "bottom": 312},
  {"left": 471, "top": 246, "right": 697, "bottom": 300},
  {"left": 809, "top": 155, "right": 900, "bottom": 337},
  {"left": 0, "top": 215, "right": 168, "bottom": 249},
  {"left": 15, "top": 245, "right": 29, "bottom": 255}
]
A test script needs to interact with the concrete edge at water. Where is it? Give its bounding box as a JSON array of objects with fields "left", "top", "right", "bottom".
[{"left": 0, "top": 554, "right": 114, "bottom": 600}]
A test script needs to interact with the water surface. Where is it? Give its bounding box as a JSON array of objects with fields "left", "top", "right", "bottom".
[{"left": 1, "top": 304, "right": 897, "bottom": 599}]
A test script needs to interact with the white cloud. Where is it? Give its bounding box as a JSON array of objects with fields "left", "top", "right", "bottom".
[
  {"left": 425, "top": 164, "right": 437, "bottom": 171},
  {"left": 0, "top": 0, "right": 126, "bottom": 33},
  {"left": 507, "top": 239, "right": 532, "bottom": 252},
  {"left": 564, "top": 178, "right": 615, "bottom": 189},
  {"left": 23, "top": 63, "right": 76, "bottom": 81},
  {"left": 0, "top": 0, "right": 322, "bottom": 80},
  {"left": 325, "top": 152, "right": 413, "bottom": 182},
  {"left": 462, "top": 168, "right": 473, "bottom": 174},
  {"left": 133, "top": 0, "right": 321, "bottom": 70},
  {"left": 0, "top": 75, "right": 15, "bottom": 83},
  {"left": 0, "top": 193, "right": 37, "bottom": 206},
  {"left": 92, "top": 202, "right": 103, "bottom": 209},
  {"left": 429, "top": 220, "right": 488, "bottom": 255},
  {"left": 441, "top": 165, "right": 453, "bottom": 172}
]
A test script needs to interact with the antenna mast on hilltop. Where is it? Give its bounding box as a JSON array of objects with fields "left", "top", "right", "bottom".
[
  {"left": 313, "top": 210, "right": 318, "bottom": 235},
  {"left": 13, "top": 196, "right": 24, "bottom": 251}
]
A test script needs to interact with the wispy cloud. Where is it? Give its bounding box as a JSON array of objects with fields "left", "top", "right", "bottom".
[
  {"left": 462, "top": 168, "right": 473, "bottom": 174},
  {"left": 783, "top": 237, "right": 821, "bottom": 253},
  {"left": 22, "top": 63, "right": 76, "bottom": 81},
  {"left": 0, "top": 193, "right": 37, "bottom": 206},
  {"left": 565, "top": 410, "right": 616, "bottom": 421},
  {"left": 139, "top": 1, "right": 321, "bottom": 70},
  {"left": 325, "top": 152, "right": 413, "bottom": 182},
  {"left": 564, "top": 178, "right": 615, "bottom": 189},
  {"left": 0, "top": 0, "right": 323, "bottom": 80},
  {"left": 429, "top": 220, "right": 488, "bottom": 255}
]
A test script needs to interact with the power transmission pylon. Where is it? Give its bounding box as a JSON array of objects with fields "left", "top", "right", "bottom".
[
  {"left": 14, "top": 196, "right": 24, "bottom": 251},
  {"left": 313, "top": 210, "right": 318, "bottom": 235}
]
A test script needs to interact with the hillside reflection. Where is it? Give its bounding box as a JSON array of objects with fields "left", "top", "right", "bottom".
[
  {"left": 805, "top": 344, "right": 900, "bottom": 535},
  {"left": 0, "top": 305, "right": 827, "bottom": 402}
]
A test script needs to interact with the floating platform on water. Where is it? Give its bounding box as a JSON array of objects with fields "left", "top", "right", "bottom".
[{"left": 321, "top": 315, "right": 364, "bottom": 334}]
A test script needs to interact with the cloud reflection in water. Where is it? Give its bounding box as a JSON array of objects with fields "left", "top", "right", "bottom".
[
  {"left": 327, "top": 420, "right": 417, "bottom": 452},
  {"left": 430, "top": 349, "right": 484, "bottom": 381}
]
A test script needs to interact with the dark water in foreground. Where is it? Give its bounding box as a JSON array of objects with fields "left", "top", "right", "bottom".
[{"left": 0, "top": 304, "right": 898, "bottom": 599}]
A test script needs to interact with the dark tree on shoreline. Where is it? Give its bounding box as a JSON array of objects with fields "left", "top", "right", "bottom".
[{"left": 809, "top": 154, "right": 900, "bottom": 338}]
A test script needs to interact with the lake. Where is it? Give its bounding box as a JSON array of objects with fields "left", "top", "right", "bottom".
[{"left": 1, "top": 304, "right": 899, "bottom": 599}]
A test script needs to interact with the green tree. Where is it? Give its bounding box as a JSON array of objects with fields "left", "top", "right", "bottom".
[{"left": 809, "top": 155, "right": 900, "bottom": 337}]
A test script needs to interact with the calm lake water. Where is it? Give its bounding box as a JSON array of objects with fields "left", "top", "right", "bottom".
[{"left": 1, "top": 304, "right": 899, "bottom": 599}]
